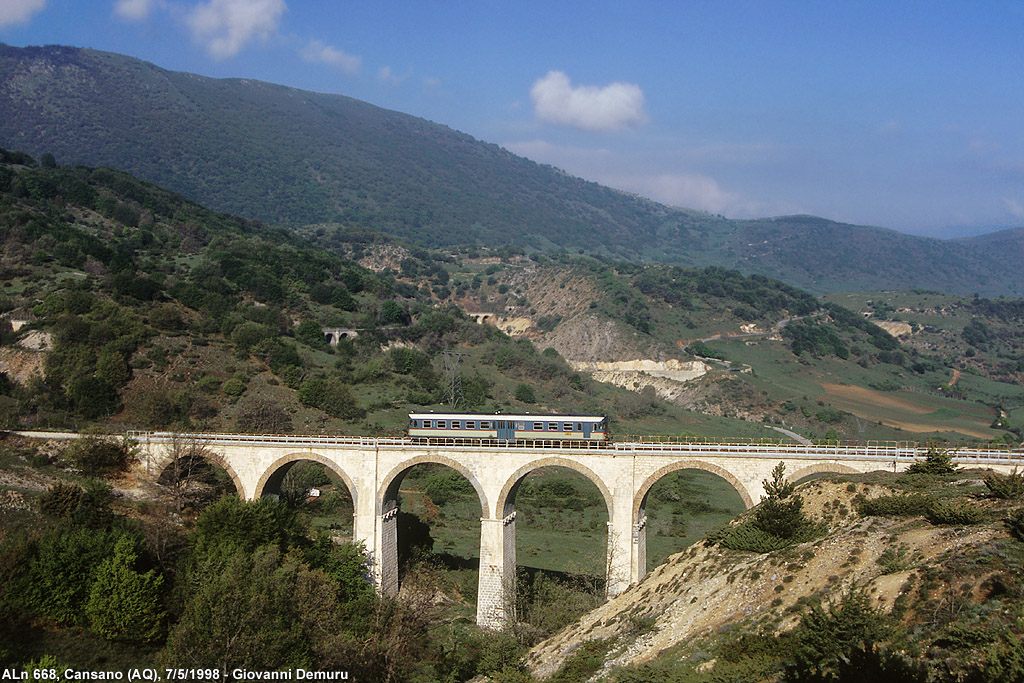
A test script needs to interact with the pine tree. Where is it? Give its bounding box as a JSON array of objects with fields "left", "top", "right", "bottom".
[{"left": 753, "top": 462, "right": 806, "bottom": 539}]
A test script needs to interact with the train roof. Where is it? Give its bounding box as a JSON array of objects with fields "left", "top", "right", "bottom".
[{"left": 408, "top": 412, "right": 606, "bottom": 422}]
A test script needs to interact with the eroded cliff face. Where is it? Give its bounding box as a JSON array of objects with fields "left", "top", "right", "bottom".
[
  {"left": 568, "top": 359, "right": 711, "bottom": 403},
  {"left": 539, "top": 314, "right": 651, "bottom": 365}
]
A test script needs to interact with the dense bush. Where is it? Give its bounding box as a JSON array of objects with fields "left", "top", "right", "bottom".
[
  {"left": 1006, "top": 509, "right": 1024, "bottom": 542},
  {"left": 985, "top": 469, "right": 1024, "bottom": 500},
  {"left": 514, "top": 383, "right": 536, "bottom": 404},
  {"left": 856, "top": 494, "right": 932, "bottom": 517},
  {"left": 783, "top": 590, "right": 895, "bottom": 682},
  {"left": 925, "top": 499, "right": 984, "bottom": 526},
  {"left": 63, "top": 436, "right": 134, "bottom": 476},
  {"left": 298, "top": 377, "right": 365, "bottom": 420}
]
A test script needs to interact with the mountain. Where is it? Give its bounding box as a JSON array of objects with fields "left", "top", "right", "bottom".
[{"left": 1, "top": 43, "right": 1022, "bottom": 295}]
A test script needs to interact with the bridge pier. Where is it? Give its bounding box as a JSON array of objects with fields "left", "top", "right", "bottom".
[
  {"left": 477, "top": 513, "right": 516, "bottom": 628},
  {"left": 632, "top": 511, "right": 648, "bottom": 585},
  {"left": 377, "top": 501, "right": 399, "bottom": 596},
  {"left": 607, "top": 500, "right": 635, "bottom": 596}
]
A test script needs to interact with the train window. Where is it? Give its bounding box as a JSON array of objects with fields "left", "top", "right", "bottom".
[
  {"left": 480, "top": 421, "right": 490, "bottom": 429},
  {"left": 466, "top": 421, "right": 475, "bottom": 429},
  {"left": 452, "top": 421, "right": 461, "bottom": 429},
  {"left": 438, "top": 421, "right": 447, "bottom": 429},
  {"left": 517, "top": 421, "right": 525, "bottom": 429},
  {"left": 533, "top": 422, "right": 543, "bottom": 430},
  {"left": 562, "top": 422, "right": 572, "bottom": 431},
  {"left": 576, "top": 423, "right": 582, "bottom": 431},
  {"left": 423, "top": 420, "right": 432, "bottom": 428},
  {"left": 547, "top": 422, "right": 557, "bottom": 431}
]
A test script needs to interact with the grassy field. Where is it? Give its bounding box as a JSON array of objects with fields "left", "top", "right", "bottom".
[{"left": 707, "top": 336, "right": 1011, "bottom": 442}]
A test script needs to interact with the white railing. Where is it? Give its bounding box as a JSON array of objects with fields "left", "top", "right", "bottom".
[{"left": 120, "top": 431, "right": 1024, "bottom": 464}]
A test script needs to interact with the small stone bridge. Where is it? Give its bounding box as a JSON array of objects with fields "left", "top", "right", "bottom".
[{"left": 124, "top": 432, "right": 1023, "bottom": 628}]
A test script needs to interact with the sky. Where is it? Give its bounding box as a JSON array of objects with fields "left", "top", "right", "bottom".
[{"left": 2, "top": 0, "right": 1023, "bottom": 238}]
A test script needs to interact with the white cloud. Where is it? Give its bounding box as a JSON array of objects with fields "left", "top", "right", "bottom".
[
  {"left": 299, "top": 39, "right": 360, "bottom": 75},
  {"left": 0, "top": 0, "right": 46, "bottom": 27},
  {"left": 186, "top": 0, "right": 287, "bottom": 59},
  {"left": 1005, "top": 198, "right": 1024, "bottom": 220},
  {"left": 378, "top": 66, "right": 408, "bottom": 86},
  {"left": 530, "top": 70, "right": 647, "bottom": 132},
  {"left": 613, "top": 173, "right": 748, "bottom": 215},
  {"left": 113, "top": 0, "right": 156, "bottom": 21}
]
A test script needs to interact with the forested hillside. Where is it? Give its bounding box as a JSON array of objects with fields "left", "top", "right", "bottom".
[
  {"left": 2, "top": 149, "right": 1022, "bottom": 445},
  {"left": 2, "top": 44, "right": 1022, "bottom": 295}
]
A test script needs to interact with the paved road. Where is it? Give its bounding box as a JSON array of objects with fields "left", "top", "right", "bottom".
[{"left": 767, "top": 426, "right": 813, "bottom": 445}]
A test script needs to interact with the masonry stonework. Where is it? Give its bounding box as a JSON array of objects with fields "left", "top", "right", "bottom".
[{"left": 129, "top": 433, "right": 1022, "bottom": 628}]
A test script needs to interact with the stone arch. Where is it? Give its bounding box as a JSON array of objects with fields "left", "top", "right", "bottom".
[
  {"left": 497, "top": 457, "right": 613, "bottom": 519},
  {"left": 152, "top": 449, "right": 245, "bottom": 498},
  {"left": 633, "top": 460, "right": 754, "bottom": 522},
  {"left": 788, "top": 462, "right": 861, "bottom": 484},
  {"left": 253, "top": 452, "right": 358, "bottom": 506},
  {"left": 377, "top": 454, "right": 488, "bottom": 517}
]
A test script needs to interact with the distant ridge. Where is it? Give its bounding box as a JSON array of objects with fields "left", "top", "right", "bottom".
[{"left": 1, "top": 43, "right": 1021, "bottom": 295}]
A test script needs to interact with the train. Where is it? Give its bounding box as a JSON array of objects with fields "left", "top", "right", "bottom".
[{"left": 408, "top": 412, "right": 608, "bottom": 444}]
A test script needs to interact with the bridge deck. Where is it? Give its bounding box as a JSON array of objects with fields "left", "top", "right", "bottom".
[{"left": 124, "top": 431, "right": 1024, "bottom": 464}]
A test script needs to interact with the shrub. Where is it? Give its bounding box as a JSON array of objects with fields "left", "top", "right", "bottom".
[
  {"left": 925, "top": 499, "right": 984, "bottom": 526},
  {"left": 298, "top": 377, "right": 364, "bottom": 420},
  {"left": 876, "top": 545, "right": 911, "bottom": 574},
  {"left": 857, "top": 494, "right": 932, "bottom": 517},
  {"left": 716, "top": 522, "right": 804, "bottom": 553},
  {"left": 985, "top": 469, "right": 1024, "bottom": 500},
  {"left": 221, "top": 377, "right": 247, "bottom": 397},
  {"left": 63, "top": 436, "right": 134, "bottom": 476},
  {"left": 39, "top": 482, "right": 83, "bottom": 518},
  {"left": 1006, "top": 509, "right": 1024, "bottom": 542}
]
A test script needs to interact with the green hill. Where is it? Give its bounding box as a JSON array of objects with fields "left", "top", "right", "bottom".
[{"left": 1, "top": 44, "right": 1022, "bottom": 295}]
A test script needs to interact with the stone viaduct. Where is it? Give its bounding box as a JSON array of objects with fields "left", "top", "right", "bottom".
[{"left": 129, "top": 432, "right": 1023, "bottom": 628}]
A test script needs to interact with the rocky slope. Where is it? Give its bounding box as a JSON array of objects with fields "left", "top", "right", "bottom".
[{"left": 524, "top": 472, "right": 1024, "bottom": 680}]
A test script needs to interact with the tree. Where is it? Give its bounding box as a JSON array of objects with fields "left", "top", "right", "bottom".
[
  {"left": 86, "top": 535, "right": 166, "bottom": 643},
  {"left": 235, "top": 397, "right": 293, "bottom": 433},
  {"left": 162, "top": 546, "right": 329, "bottom": 669},
  {"left": 159, "top": 434, "right": 219, "bottom": 512},
  {"left": 514, "top": 383, "right": 536, "bottom": 404},
  {"left": 906, "top": 445, "right": 958, "bottom": 475},
  {"left": 296, "top": 320, "right": 328, "bottom": 349},
  {"left": 754, "top": 462, "right": 806, "bottom": 539},
  {"left": 784, "top": 590, "right": 897, "bottom": 682},
  {"left": 298, "top": 377, "right": 364, "bottom": 419}
]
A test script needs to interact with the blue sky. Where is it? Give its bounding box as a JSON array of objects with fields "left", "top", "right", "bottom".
[{"left": 2, "top": 0, "right": 1023, "bottom": 238}]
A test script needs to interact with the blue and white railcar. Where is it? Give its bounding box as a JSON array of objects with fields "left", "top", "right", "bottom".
[{"left": 408, "top": 412, "right": 607, "bottom": 443}]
